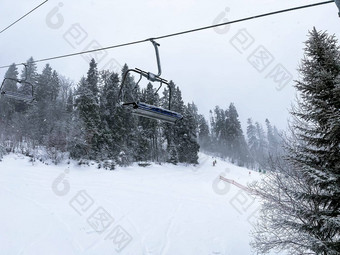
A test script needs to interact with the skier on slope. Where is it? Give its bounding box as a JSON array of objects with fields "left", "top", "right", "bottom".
[{"left": 336, "top": 0, "right": 340, "bottom": 17}]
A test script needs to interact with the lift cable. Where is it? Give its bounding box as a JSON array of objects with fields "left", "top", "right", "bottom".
[
  {"left": 0, "top": 0, "right": 334, "bottom": 69},
  {"left": 0, "top": 0, "right": 49, "bottom": 34}
]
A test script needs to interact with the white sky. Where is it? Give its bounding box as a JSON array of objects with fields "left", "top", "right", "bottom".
[{"left": 0, "top": 0, "right": 339, "bottom": 130}]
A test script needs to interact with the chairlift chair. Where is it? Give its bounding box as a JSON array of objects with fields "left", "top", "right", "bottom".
[
  {"left": 118, "top": 39, "right": 183, "bottom": 124},
  {"left": 0, "top": 64, "right": 35, "bottom": 103}
]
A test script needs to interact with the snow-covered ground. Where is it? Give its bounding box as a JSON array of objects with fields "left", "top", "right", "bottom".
[{"left": 0, "top": 153, "right": 266, "bottom": 255}]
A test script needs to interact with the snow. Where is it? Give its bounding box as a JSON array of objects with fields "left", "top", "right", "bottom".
[{"left": 0, "top": 153, "right": 270, "bottom": 255}]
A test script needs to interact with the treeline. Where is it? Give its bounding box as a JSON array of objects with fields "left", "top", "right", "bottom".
[
  {"left": 195, "top": 104, "right": 283, "bottom": 169},
  {"left": 0, "top": 58, "right": 199, "bottom": 166},
  {"left": 0, "top": 57, "right": 283, "bottom": 169}
]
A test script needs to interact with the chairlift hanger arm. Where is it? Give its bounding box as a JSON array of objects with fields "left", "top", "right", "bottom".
[
  {"left": 149, "top": 39, "right": 162, "bottom": 77},
  {"left": 118, "top": 39, "right": 174, "bottom": 110},
  {"left": 119, "top": 68, "right": 172, "bottom": 110}
]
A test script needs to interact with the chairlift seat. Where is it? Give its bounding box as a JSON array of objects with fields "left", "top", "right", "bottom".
[
  {"left": 1, "top": 69, "right": 35, "bottom": 104},
  {"left": 123, "top": 102, "right": 183, "bottom": 124},
  {"left": 1, "top": 90, "right": 34, "bottom": 103}
]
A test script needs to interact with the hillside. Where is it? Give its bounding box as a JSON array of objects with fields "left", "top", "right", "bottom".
[{"left": 0, "top": 153, "right": 270, "bottom": 255}]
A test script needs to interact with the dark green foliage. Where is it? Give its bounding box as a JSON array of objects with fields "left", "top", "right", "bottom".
[
  {"left": 197, "top": 114, "right": 211, "bottom": 150},
  {"left": 209, "top": 103, "right": 251, "bottom": 167},
  {"left": 0, "top": 58, "right": 200, "bottom": 166},
  {"left": 251, "top": 28, "right": 340, "bottom": 255}
]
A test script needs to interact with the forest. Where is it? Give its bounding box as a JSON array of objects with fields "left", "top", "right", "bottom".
[{"left": 0, "top": 58, "right": 283, "bottom": 169}]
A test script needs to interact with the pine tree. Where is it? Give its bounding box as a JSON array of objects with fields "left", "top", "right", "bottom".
[
  {"left": 246, "top": 118, "right": 258, "bottom": 168},
  {"left": 176, "top": 104, "right": 200, "bottom": 164},
  {"left": 16, "top": 58, "right": 38, "bottom": 112},
  {"left": 197, "top": 114, "right": 210, "bottom": 150},
  {"left": 87, "top": 59, "right": 99, "bottom": 97},
  {"left": 110, "top": 64, "right": 139, "bottom": 164},
  {"left": 99, "top": 70, "right": 122, "bottom": 159},
  {"left": 66, "top": 89, "right": 74, "bottom": 113},
  {"left": 75, "top": 75, "right": 101, "bottom": 159},
  {"left": 265, "top": 119, "right": 275, "bottom": 150},
  {"left": 1, "top": 64, "right": 18, "bottom": 92},
  {"left": 210, "top": 106, "right": 227, "bottom": 156},
  {"left": 255, "top": 121, "right": 268, "bottom": 167},
  {"left": 136, "top": 82, "right": 161, "bottom": 162},
  {"left": 162, "top": 81, "right": 199, "bottom": 164},
  {"left": 251, "top": 28, "right": 340, "bottom": 255},
  {"left": 225, "top": 103, "right": 249, "bottom": 166}
]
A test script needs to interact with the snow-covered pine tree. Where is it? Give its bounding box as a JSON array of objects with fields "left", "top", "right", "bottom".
[
  {"left": 66, "top": 88, "right": 74, "bottom": 113},
  {"left": 87, "top": 59, "right": 100, "bottom": 98},
  {"left": 162, "top": 81, "right": 199, "bottom": 164},
  {"left": 251, "top": 28, "right": 340, "bottom": 255},
  {"left": 225, "top": 103, "right": 250, "bottom": 166},
  {"left": 113, "top": 64, "right": 139, "bottom": 164},
  {"left": 246, "top": 118, "right": 258, "bottom": 168},
  {"left": 176, "top": 104, "right": 200, "bottom": 164},
  {"left": 265, "top": 119, "right": 275, "bottom": 150},
  {"left": 210, "top": 106, "right": 227, "bottom": 156},
  {"left": 17, "top": 57, "right": 38, "bottom": 112},
  {"left": 255, "top": 121, "right": 268, "bottom": 169},
  {"left": 75, "top": 73, "right": 101, "bottom": 159},
  {"left": 1, "top": 64, "right": 18, "bottom": 93},
  {"left": 136, "top": 82, "right": 161, "bottom": 162},
  {"left": 99, "top": 70, "right": 123, "bottom": 160},
  {"left": 197, "top": 114, "right": 211, "bottom": 151}
]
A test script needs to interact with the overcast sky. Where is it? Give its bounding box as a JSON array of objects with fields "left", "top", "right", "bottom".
[{"left": 1, "top": 0, "right": 339, "bottom": 130}]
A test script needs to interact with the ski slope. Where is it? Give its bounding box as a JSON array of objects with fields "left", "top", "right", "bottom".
[{"left": 0, "top": 153, "right": 268, "bottom": 255}]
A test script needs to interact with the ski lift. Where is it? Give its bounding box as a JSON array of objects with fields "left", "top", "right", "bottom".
[
  {"left": 118, "top": 39, "right": 183, "bottom": 124},
  {"left": 0, "top": 64, "right": 35, "bottom": 103}
]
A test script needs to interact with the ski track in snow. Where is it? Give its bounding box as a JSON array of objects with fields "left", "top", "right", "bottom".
[{"left": 0, "top": 153, "right": 279, "bottom": 255}]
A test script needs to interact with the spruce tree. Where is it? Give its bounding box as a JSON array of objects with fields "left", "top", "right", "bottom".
[
  {"left": 75, "top": 75, "right": 101, "bottom": 159},
  {"left": 251, "top": 28, "right": 340, "bottom": 255},
  {"left": 255, "top": 121, "right": 268, "bottom": 167},
  {"left": 162, "top": 81, "right": 199, "bottom": 164},
  {"left": 99, "top": 70, "right": 122, "bottom": 159},
  {"left": 136, "top": 82, "right": 161, "bottom": 162},
  {"left": 176, "top": 104, "right": 200, "bottom": 164},
  {"left": 66, "top": 89, "right": 74, "bottom": 113},
  {"left": 246, "top": 118, "right": 258, "bottom": 168},
  {"left": 197, "top": 114, "right": 211, "bottom": 151},
  {"left": 225, "top": 103, "right": 249, "bottom": 166}
]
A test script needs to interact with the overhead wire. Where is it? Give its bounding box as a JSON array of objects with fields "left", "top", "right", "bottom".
[
  {"left": 0, "top": 0, "right": 49, "bottom": 34},
  {"left": 0, "top": 0, "right": 334, "bottom": 69}
]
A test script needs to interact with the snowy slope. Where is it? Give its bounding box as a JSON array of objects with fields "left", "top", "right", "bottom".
[{"left": 0, "top": 153, "right": 268, "bottom": 255}]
